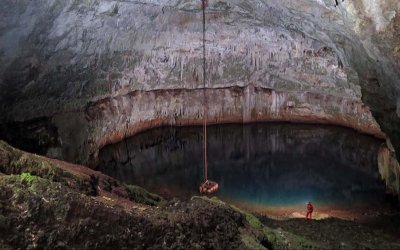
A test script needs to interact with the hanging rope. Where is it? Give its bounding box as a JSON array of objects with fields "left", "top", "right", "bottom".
[
  {"left": 198, "top": 0, "right": 219, "bottom": 194},
  {"left": 202, "top": 0, "right": 208, "bottom": 182}
]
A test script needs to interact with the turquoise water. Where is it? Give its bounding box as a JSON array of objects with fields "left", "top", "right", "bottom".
[{"left": 97, "top": 123, "right": 387, "bottom": 210}]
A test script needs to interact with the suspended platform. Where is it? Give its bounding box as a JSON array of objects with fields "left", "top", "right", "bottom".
[{"left": 199, "top": 179, "right": 219, "bottom": 195}]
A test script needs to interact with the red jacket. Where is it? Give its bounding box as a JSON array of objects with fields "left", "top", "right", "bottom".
[{"left": 307, "top": 203, "right": 314, "bottom": 212}]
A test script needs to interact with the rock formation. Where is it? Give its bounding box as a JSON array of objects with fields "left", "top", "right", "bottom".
[{"left": 0, "top": 0, "right": 399, "bottom": 164}]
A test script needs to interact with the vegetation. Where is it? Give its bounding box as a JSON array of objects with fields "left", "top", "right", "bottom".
[
  {"left": 0, "top": 140, "right": 96, "bottom": 196},
  {"left": 20, "top": 172, "right": 39, "bottom": 186},
  {"left": 125, "top": 184, "right": 165, "bottom": 206},
  {"left": 0, "top": 140, "right": 70, "bottom": 181}
]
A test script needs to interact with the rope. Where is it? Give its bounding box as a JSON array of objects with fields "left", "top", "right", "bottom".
[{"left": 202, "top": 0, "right": 208, "bottom": 181}]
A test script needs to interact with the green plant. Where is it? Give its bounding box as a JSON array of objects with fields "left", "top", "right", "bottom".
[{"left": 20, "top": 173, "right": 38, "bottom": 186}]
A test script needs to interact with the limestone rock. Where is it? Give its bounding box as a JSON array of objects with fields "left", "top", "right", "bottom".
[{"left": 0, "top": 0, "right": 399, "bottom": 163}]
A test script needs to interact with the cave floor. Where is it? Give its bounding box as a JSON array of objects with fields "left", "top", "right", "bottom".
[{"left": 260, "top": 214, "right": 400, "bottom": 250}]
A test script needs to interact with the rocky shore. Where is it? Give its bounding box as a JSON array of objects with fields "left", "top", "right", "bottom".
[{"left": 1, "top": 140, "right": 399, "bottom": 249}]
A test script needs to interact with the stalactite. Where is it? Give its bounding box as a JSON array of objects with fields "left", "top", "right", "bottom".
[
  {"left": 254, "top": 54, "right": 257, "bottom": 70},
  {"left": 180, "top": 57, "right": 184, "bottom": 82}
]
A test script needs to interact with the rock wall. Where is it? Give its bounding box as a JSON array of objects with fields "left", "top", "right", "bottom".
[
  {"left": 0, "top": 0, "right": 399, "bottom": 164},
  {"left": 86, "top": 86, "right": 383, "bottom": 164}
]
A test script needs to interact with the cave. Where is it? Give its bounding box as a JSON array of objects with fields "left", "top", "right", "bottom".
[{"left": 0, "top": 0, "right": 400, "bottom": 249}]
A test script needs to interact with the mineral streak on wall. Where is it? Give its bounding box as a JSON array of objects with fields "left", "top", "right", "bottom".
[{"left": 378, "top": 143, "right": 400, "bottom": 200}]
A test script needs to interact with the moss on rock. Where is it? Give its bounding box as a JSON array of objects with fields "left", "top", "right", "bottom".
[
  {"left": 0, "top": 140, "right": 69, "bottom": 181},
  {"left": 20, "top": 172, "right": 39, "bottom": 186},
  {"left": 125, "top": 184, "right": 165, "bottom": 206},
  {"left": 0, "top": 140, "right": 102, "bottom": 196}
]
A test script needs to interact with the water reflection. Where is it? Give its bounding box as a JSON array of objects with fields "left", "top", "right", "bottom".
[{"left": 97, "top": 123, "right": 389, "bottom": 212}]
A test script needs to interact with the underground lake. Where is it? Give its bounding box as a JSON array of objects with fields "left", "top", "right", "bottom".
[{"left": 97, "top": 123, "right": 396, "bottom": 219}]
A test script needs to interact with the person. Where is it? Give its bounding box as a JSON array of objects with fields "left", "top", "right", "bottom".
[{"left": 306, "top": 201, "right": 314, "bottom": 220}]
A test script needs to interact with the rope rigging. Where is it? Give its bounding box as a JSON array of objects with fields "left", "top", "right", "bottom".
[
  {"left": 202, "top": 0, "right": 208, "bottom": 182},
  {"left": 199, "top": 0, "right": 218, "bottom": 195}
]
